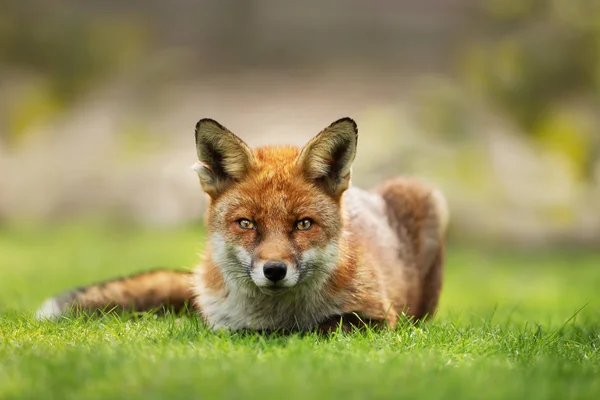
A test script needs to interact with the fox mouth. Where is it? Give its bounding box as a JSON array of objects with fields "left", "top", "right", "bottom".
[
  {"left": 257, "top": 285, "right": 290, "bottom": 296},
  {"left": 243, "top": 268, "right": 294, "bottom": 295}
]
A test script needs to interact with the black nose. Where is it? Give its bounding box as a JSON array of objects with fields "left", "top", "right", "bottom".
[{"left": 263, "top": 262, "right": 287, "bottom": 282}]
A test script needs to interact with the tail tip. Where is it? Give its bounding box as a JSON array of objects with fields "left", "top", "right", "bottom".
[{"left": 36, "top": 298, "right": 64, "bottom": 320}]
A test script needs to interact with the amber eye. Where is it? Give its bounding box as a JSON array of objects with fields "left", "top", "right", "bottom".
[
  {"left": 295, "top": 218, "right": 313, "bottom": 231},
  {"left": 238, "top": 219, "right": 256, "bottom": 230}
]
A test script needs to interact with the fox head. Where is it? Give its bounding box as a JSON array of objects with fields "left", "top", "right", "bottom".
[{"left": 193, "top": 118, "right": 358, "bottom": 295}]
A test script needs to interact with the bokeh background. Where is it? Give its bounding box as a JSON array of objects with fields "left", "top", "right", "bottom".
[
  {"left": 2, "top": 0, "right": 600, "bottom": 248},
  {"left": 1, "top": 5, "right": 599, "bottom": 398}
]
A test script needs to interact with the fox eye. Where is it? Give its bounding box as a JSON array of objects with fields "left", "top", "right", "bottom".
[
  {"left": 295, "top": 218, "right": 313, "bottom": 231},
  {"left": 238, "top": 219, "right": 256, "bottom": 230}
]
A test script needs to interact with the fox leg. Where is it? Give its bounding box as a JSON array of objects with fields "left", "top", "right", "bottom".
[
  {"left": 36, "top": 269, "right": 196, "bottom": 319},
  {"left": 316, "top": 312, "right": 395, "bottom": 334}
]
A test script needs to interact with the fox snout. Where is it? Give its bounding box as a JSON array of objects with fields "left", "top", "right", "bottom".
[
  {"left": 250, "top": 257, "right": 299, "bottom": 292},
  {"left": 262, "top": 261, "right": 287, "bottom": 282},
  {"left": 247, "top": 237, "right": 301, "bottom": 292}
]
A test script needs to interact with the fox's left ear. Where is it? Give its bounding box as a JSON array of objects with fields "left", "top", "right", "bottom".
[{"left": 297, "top": 117, "right": 358, "bottom": 197}]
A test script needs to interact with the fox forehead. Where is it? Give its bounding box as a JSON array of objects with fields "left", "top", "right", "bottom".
[
  {"left": 253, "top": 145, "right": 302, "bottom": 168},
  {"left": 208, "top": 145, "right": 342, "bottom": 233},
  {"left": 249, "top": 146, "right": 306, "bottom": 193}
]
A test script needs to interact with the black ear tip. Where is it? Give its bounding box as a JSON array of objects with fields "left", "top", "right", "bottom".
[
  {"left": 195, "top": 118, "right": 223, "bottom": 132},
  {"left": 337, "top": 117, "right": 356, "bottom": 124},
  {"left": 195, "top": 119, "right": 231, "bottom": 144},
  {"left": 330, "top": 117, "right": 358, "bottom": 134}
]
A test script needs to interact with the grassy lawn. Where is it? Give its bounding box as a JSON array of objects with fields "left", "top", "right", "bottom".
[{"left": 0, "top": 222, "right": 598, "bottom": 399}]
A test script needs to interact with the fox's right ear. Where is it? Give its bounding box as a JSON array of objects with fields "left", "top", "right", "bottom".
[{"left": 193, "top": 119, "right": 254, "bottom": 198}]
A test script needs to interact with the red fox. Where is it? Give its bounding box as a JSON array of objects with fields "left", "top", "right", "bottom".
[{"left": 36, "top": 117, "right": 449, "bottom": 332}]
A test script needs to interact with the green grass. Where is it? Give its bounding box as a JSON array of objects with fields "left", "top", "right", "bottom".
[{"left": 0, "top": 222, "right": 599, "bottom": 400}]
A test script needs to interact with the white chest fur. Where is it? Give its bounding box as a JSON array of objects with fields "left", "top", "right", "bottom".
[{"left": 194, "top": 276, "right": 343, "bottom": 331}]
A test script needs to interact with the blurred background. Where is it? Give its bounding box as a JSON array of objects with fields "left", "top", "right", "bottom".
[{"left": 1, "top": 0, "right": 600, "bottom": 249}]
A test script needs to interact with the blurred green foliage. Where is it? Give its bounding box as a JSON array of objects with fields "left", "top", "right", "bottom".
[
  {"left": 5, "top": 81, "right": 62, "bottom": 147},
  {"left": 414, "top": 78, "right": 472, "bottom": 141},
  {"left": 1, "top": 0, "right": 599, "bottom": 184},
  {"left": 461, "top": 0, "right": 600, "bottom": 181},
  {"left": 0, "top": 1, "right": 149, "bottom": 146}
]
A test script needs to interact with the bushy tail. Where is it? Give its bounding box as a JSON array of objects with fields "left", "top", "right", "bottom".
[
  {"left": 36, "top": 269, "right": 195, "bottom": 320},
  {"left": 378, "top": 177, "right": 450, "bottom": 319}
]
